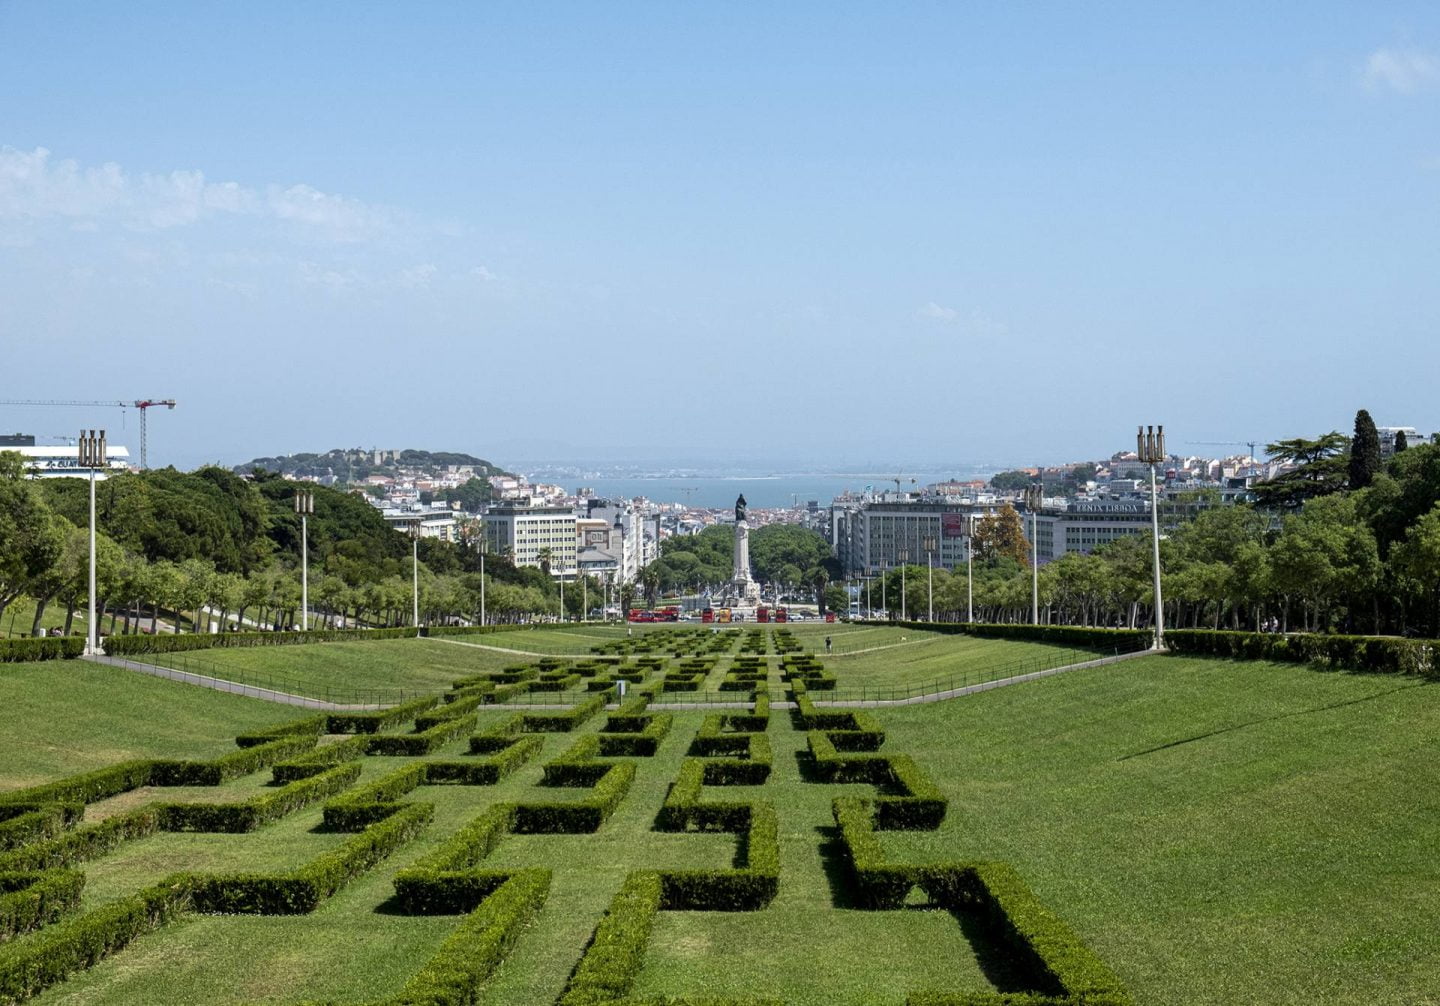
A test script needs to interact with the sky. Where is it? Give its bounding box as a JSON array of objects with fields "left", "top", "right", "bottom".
[{"left": 1, "top": 2, "right": 1437, "bottom": 473}]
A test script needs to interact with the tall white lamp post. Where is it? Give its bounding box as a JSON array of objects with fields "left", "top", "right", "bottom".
[
  {"left": 410, "top": 523, "right": 420, "bottom": 633},
  {"left": 965, "top": 514, "right": 975, "bottom": 624},
  {"left": 897, "top": 546, "right": 909, "bottom": 622},
  {"left": 923, "top": 535, "right": 936, "bottom": 622},
  {"left": 79, "top": 430, "right": 106, "bottom": 655},
  {"left": 1137, "top": 424, "right": 1167, "bottom": 650},
  {"left": 294, "top": 489, "right": 313, "bottom": 631},
  {"left": 1024, "top": 484, "right": 1043, "bottom": 625}
]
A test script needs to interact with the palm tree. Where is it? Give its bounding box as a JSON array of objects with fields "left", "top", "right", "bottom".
[
  {"left": 536, "top": 547, "right": 553, "bottom": 578},
  {"left": 808, "top": 566, "right": 830, "bottom": 616},
  {"left": 640, "top": 565, "right": 661, "bottom": 607}
]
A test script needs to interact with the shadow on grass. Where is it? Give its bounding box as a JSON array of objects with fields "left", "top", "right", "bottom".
[
  {"left": 953, "top": 907, "right": 1064, "bottom": 996},
  {"left": 1117, "top": 681, "right": 1427, "bottom": 761},
  {"left": 816, "top": 824, "right": 862, "bottom": 910}
]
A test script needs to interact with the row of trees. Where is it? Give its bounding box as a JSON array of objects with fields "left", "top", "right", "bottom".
[
  {"left": 0, "top": 457, "right": 616, "bottom": 638},
  {"left": 864, "top": 426, "right": 1440, "bottom": 636}
]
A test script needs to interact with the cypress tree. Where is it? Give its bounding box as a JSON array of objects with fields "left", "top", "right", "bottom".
[
  {"left": 1394, "top": 429, "right": 1409, "bottom": 453},
  {"left": 1349, "top": 409, "right": 1381, "bottom": 489}
]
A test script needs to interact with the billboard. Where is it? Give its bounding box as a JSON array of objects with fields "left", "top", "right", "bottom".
[{"left": 941, "top": 512, "right": 968, "bottom": 538}]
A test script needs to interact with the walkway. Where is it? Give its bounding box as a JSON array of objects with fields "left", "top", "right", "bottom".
[{"left": 83, "top": 655, "right": 389, "bottom": 710}]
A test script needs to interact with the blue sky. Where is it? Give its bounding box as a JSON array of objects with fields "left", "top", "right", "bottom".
[{"left": 2, "top": 2, "right": 1437, "bottom": 471}]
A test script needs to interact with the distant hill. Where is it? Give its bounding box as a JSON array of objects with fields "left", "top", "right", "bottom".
[{"left": 233, "top": 447, "right": 512, "bottom": 483}]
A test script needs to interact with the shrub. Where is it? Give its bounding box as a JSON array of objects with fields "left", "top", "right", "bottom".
[
  {"left": 323, "top": 764, "right": 427, "bottom": 830},
  {"left": 0, "top": 761, "right": 154, "bottom": 809},
  {"left": 0, "top": 808, "right": 160, "bottom": 872},
  {"left": 0, "top": 876, "right": 191, "bottom": 1003},
  {"left": 0, "top": 804, "right": 83, "bottom": 853},
  {"left": 150, "top": 734, "right": 318, "bottom": 786},
  {"left": 365, "top": 712, "right": 477, "bottom": 756},
  {"left": 893, "top": 621, "right": 1149, "bottom": 650},
  {"left": 424, "top": 736, "right": 542, "bottom": 786},
  {"left": 0, "top": 637, "right": 84, "bottom": 663},
  {"left": 521, "top": 694, "right": 606, "bottom": 733},
  {"left": 469, "top": 713, "right": 527, "bottom": 753},
  {"left": 103, "top": 625, "right": 420, "bottom": 656},
  {"left": 393, "top": 869, "right": 550, "bottom": 1002},
  {"left": 658, "top": 802, "right": 779, "bottom": 911},
  {"left": 189, "top": 803, "right": 432, "bottom": 915},
  {"left": 0, "top": 869, "right": 85, "bottom": 942},
  {"left": 557, "top": 871, "right": 661, "bottom": 1006},
  {"left": 158, "top": 763, "right": 360, "bottom": 833},
  {"left": 327, "top": 695, "right": 440, "bottom": 734},
  {"left": 1166, "top": 629, "right": 1438, "bottom": 678},
  {"left": 234, "top": 715, "right": 327, "bottom": 748},
  {"left": 513, "top": 763, "right": 635, "bottom": 833},
  {"left": 271, "top": 736, "right": 369, "bottom": 782}
]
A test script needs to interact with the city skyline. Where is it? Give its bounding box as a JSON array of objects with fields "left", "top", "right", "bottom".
[{"left": 2, "top": 4, "right": 1438, "bottom": 469}]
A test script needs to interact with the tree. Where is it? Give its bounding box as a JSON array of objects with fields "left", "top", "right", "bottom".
[
  {"left": 1394, "top": 429, "right": 1409, "bottom": 453},
  {"left": 0, "top": 452, "right": 65, "bottom": 623},
  {"left": 1350, "top": 409, "right": 1382, "bottom": 490},
  {"left": 972, "top": 504, "right": 1029, "bottom": 566},
  {"left": 1253, "top": 432, "right": 1350, "bottom": 508}
]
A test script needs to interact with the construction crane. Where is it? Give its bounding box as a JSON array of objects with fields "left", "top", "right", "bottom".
[
  {"left": 0, "top": 399, "right": 177, "bottom": 469},
  {"left": 1183, "top": 440, "right": 1266, "bottom": 460}
]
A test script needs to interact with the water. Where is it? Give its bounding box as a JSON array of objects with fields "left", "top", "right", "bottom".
[{"left": 555, "top": 474, "right": 961, "bottom": 509}]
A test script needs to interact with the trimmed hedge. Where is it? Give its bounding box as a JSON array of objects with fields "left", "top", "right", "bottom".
[
  {"left": 391, "top": 869, "right": 550, "bottom": 1003},
  {"left": 424, "top": 736, "right": 543, "bottom": 786},
  {"left": 0, "top": 808, "right": 160, "bottom": 872},
  {"left": 0, "top": 804, "right": 83, "bottom": 853},
  {"left": 513, "top": 763, "right": 635, "bottom": 834},
  {"left": 365, "top": 712, "right": 477, "bottom": 757},
  {"left": 0, "top": 637, "right": 84, "bottom": 663},
  {"left": 521, "top": 694, "right": 606, "bottom": 733},
  {"left": 1165, "top": 629, "right": 1439, "bottom": 677},
  {"left": 807, "top": 733, "right": 946, "bottom": 829},
  {"left": 103, "top": 625, "right": 421, "bottom": 656},
  {"left": 189, "top": 802, "right": 432, "bottom": 915},
  {"left": 0, "top": 760, "right": 154, "bottom": 809},
  {"left": 395, "top": 805, "right": 516, "bottom": 913},
  {"left": 658, "top": 802, "right": 779, "bottom": 911},
  {"left": 271, "top": 736, "right": 369, "bottom": 782},
  {"left": 557, "top": 871, "right": 661, "bottom": 1006},
  {"left": 235, "top": 714, "right": 328, "bottom": 748},
  {"left": 468, "top": 713, "right": 527, "bottom": 754},
  {"left": 158, "top": 763, "right": 360, "bottom": 833},
  {"left": 327, "top": 695, "right": 439, "bottom": 734},
  {"left": 323, "top": 765, "right": 426, "bottom": 830},
  {"left": 0, "top": 875, "right": 191, "bottom": 1004},
  {"left": 149, "top": 733, "right": 318, "bottom": 786},
  {"left": 0, "top": 869, "right": 84, "bottom": 942},
  {"left": 833, "top": 798, "right": 1130, "bottom": 1006},
  {"left": 891, "top": 620, "right": 1150, "bottom": 651}
]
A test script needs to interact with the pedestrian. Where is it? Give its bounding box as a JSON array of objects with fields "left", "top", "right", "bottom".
[{"left": 825, "top": 636, "right": 832, "bottom": 654}]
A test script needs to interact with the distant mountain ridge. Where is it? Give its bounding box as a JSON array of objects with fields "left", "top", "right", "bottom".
[{"left": 233, "top": 447, "right": 512, "bottom": 482}]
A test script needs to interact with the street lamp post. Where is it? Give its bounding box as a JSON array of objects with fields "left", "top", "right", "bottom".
[
  {"left": 896, "top": 546, "right": 910, "bottom": 622},
  {"left": 923, "top": 535, "right": 936, "bottom": 622},
  {"left": 965, "top": 514, "right": 975, "bottom": 624},
  {"left": 1137, "top": 424, "right": 1167, "bottom": 650},
  {"left": 1024, "top": 484, "right": 1042, "bottom": 625},
  {"left": 294, "top": 489, "right": 314, "bottom": 631},
  {"left": 410, "top": 524, "right": 420, "bottom": 634},
  {"left": 78, "top": 430, "right": 106, "bottom": 656},
  {"left": 479, "top": 549, "right": 486, "bottom": 627}
]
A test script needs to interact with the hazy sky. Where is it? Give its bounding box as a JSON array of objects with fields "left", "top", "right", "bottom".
[{"left": 2, "top": 3, "right": 1437, "bottom": 471}]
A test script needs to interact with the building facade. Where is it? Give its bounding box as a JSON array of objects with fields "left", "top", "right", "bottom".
[{"left": 483, "top": 498, "right": 579, "bottom": 578}]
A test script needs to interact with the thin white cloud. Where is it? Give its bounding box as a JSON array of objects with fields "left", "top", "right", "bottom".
[
  {"left": 471, "top": 265, "right": 498, "bottom": 282},
  {"left": 1362, "top": 47, "right": 1440, "bottom": 93},
  {"left": 917, "top": 301, "right": 959, "bottom": 321},
  {"left": 0, "top": 146, "right": 398, "bottom": 242}
]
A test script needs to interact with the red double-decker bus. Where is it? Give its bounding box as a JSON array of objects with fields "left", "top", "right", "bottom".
[
  {"left": 756, "top": 606, "right": 770, "bottom": 623},
  {"left": 774, "top": 607, "right": 789, "bottom": 623},
  {"left": 701, "top": 608, "right": 714, "bottom": 623}
]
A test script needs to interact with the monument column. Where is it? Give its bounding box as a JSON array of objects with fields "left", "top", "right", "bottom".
[{"left": 731, "top": 494, "right": 761, "bottom": 604}]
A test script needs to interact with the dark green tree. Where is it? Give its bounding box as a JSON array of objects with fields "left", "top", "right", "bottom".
[
  {"left": 1349, "top": 409, "right": 1381, "bottom": 490},
  {"left": 1394, "top": 429, "right": 1409, "bottom": 453},
  {"left": 1252, "top": 432, "right": 1350, "bottom": 508}
]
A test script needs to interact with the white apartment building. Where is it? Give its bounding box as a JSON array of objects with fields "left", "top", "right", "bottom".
[
  {"left": 1028, "top": 499, "right": 1151, "bottom": 561},
  {"left": 484, "top": 498, "right": 579, "bottom": 578},
  {"left": 2, "top": 436, "right": 133, "bottom": 480},
  {"left": 382, "top": 508, "right": 461, "bottom": 543},
  {"left": 832, "top": 497, "right": 1006, "bottom": 576}
]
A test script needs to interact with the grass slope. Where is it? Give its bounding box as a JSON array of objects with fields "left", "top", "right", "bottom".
[
  {"left": 881, "top": 655, "right": 1440, "bottom": 1006},
  {"left": 0, "top": 661, "right": 306, "bottom": 791}
]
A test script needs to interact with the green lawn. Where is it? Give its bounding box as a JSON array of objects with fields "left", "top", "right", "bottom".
[
  {"left": 0, "top": 596, "right": 77, "bottom": 639},
  {"left": 0, "top": 661, "right": 305, "bottom": 792},
  {"left": 7, "top": 631, "right": 1440, "bottom": 1005}
]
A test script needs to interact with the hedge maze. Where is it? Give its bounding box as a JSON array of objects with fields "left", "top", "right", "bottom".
[{"left": 0, "top": 630, "right": 1128, "bottom": 1005}]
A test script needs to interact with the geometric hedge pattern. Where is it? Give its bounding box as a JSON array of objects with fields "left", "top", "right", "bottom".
[{"left": 0, "top": 628, "right": 1128, "bottom": 1005}]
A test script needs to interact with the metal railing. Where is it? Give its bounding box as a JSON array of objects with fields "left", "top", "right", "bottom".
[
  {"left": 133, "top": 649, "right": 428, "bottom": 708},
  {"left": 644, "top": 641, "right": 1152, "bottom": 705}
]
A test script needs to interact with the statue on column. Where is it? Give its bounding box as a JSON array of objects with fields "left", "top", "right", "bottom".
[{"left": 735, "top": 494, "right": 748, "bottom": 523}]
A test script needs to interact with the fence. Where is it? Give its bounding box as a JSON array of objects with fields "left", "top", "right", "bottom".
[
  {"left": 645, "top": 640, "right": 1153, "bottom": 706},
  {"left": 127, "top": 649, "right": 430, "bottom": 709}
]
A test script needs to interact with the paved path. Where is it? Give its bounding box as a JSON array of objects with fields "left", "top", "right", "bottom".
[
  {"left": 84, "top": 655, "right": 392, "bottom": 710},
  {"left": 422, "top": 636, "right": 559, "bottom": 657},
  {"left": 90, "top": 646, "right": 1154, "bottom": 713}
]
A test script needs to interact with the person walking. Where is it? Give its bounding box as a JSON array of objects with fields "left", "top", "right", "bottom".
[{"left": 825, "top": 635, "right": 832, "bottom": 655}]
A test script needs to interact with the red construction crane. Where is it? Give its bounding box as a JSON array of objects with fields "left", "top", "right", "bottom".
[{"left": 0, "top": 399, "right": 177, "bottom": 469}]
